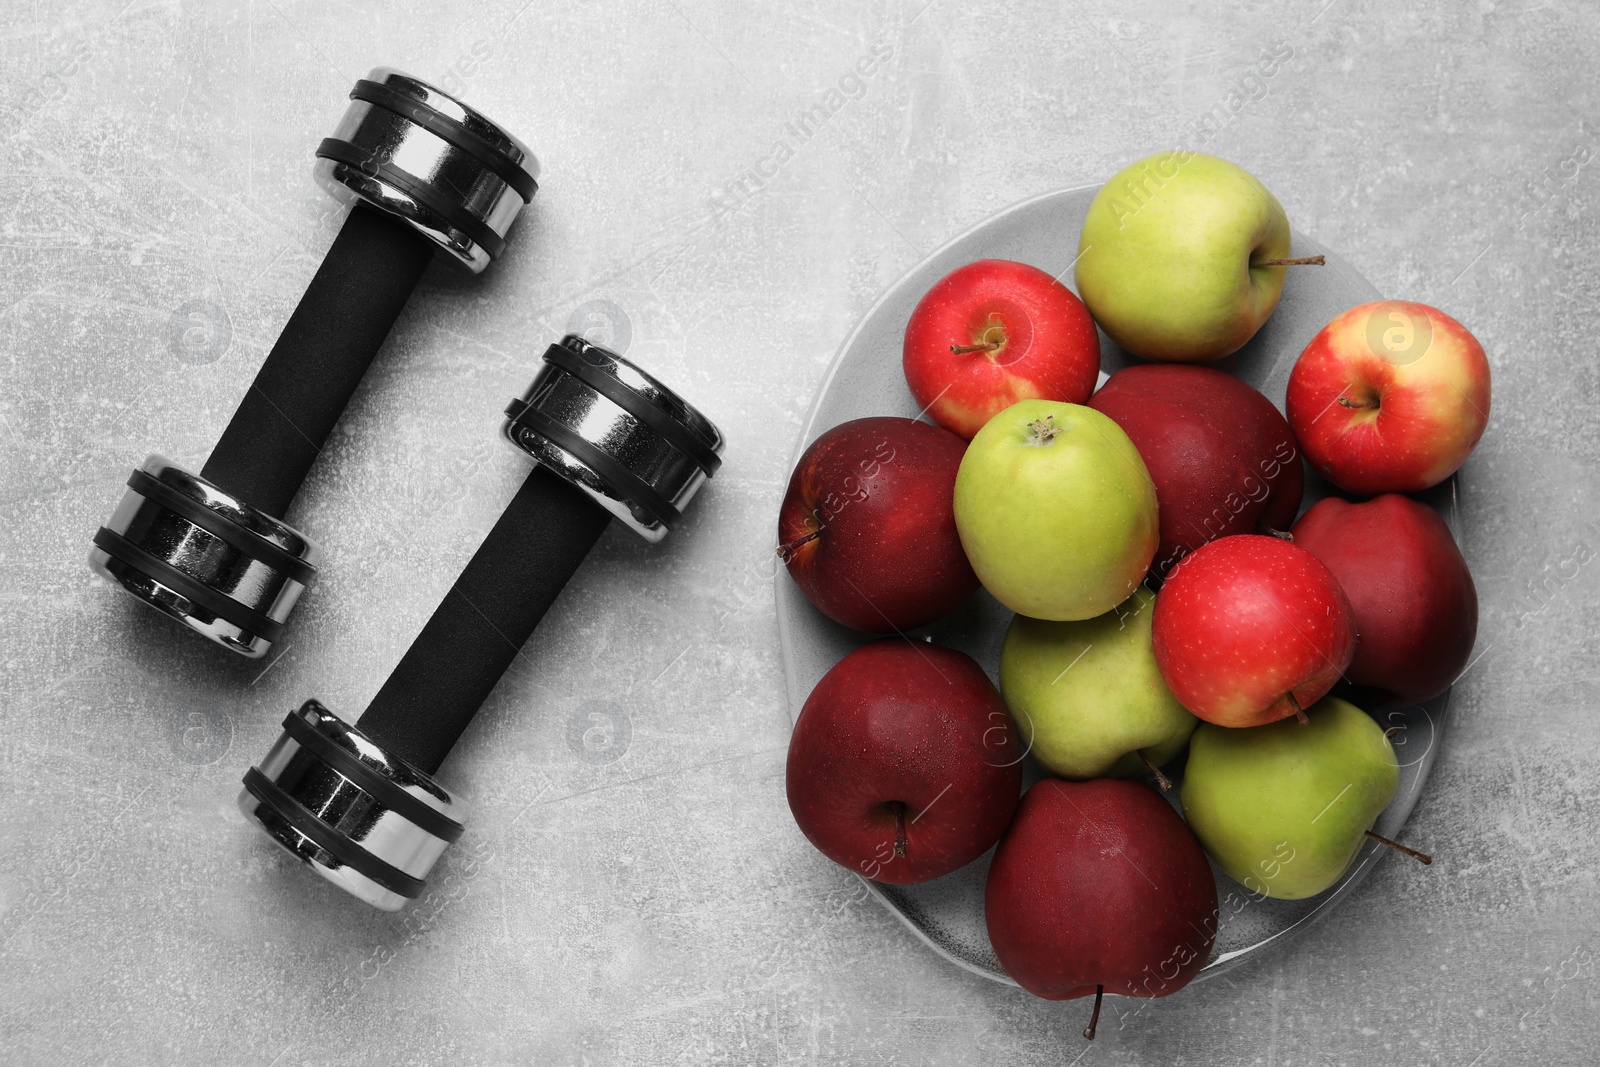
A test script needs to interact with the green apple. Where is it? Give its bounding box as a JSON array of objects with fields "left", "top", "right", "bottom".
[
  {"left": 1075, "top": 151, "right": 1315, "bottom": 363},
  {"left": 1180, "top": 696, "right": 1400, "bottom": 900},
  {"left": 999, "top": 586, "right": 1196, "bottom": 780},
  {"left": 954, "top": 399, "right": 1157, "bottom": 621}
]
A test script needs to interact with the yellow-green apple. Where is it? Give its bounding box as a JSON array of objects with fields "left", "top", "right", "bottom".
[
  {"left": 1089, "top": 364, "right": 1303, "bottom": 582},
  {"left": 903, "top": 259, "right": 1101, "bottom": 439},
  {"left": 998, "top": 587, "right": 1195, "bottom": 783},
  {"left": 1180, "top": 696, "right": 1422, "bottom": 900},
  {"left": 1075, "top": 152, "right": 1320, "bottom": 362},
  {"left": 1291, "top": 494, "right": 1478, "bottom": 707},
  {"left": 786, "top": 640, "right": 1022, "bottom": 885},
  {"left": 778, "top": 417, "right": 978, "bottom": 632},
  {"left": 1152, "top": 534, "right": 1355, "bottom": 727},
  {"left": 1286, "top": 301, "right": 1491, "bottom": 494},
  {"left": 986, "top": 778, "right": 1218, "bottom": 1022},
  {"left": 954, "top": 400, "right": 1157, "bottom": 621}
]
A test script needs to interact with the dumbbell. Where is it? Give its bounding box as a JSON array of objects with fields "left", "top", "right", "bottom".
[
  {"left": 238, "top": 335, "right": 725, "bottom": 910},
  {"left": 89, "top": 68, "right": 538, "bottom": 658}
]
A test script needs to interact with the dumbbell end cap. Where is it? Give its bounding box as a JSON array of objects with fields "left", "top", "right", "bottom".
[
  {"left": 239, "top": 700, "right": 466, "bottom": 911},
  {"left": 503, "top": 335, "right": 726, "bottom": 543},
  {"left": 90, "top": 456, "right": 319, "bottom": 659}
]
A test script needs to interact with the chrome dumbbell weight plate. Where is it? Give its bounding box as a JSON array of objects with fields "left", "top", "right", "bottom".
[
  {"left": 503, "top": 335, "right": 725, "bottom": 542},
  {"left": 240, "top": 700, "right": 464, "bottom": 911},
  {"left": 90, "top": 457, "right": 318, "bottom": 658},
  {"left": 316, "top": 67, "right": 539, "bottom": 274}
]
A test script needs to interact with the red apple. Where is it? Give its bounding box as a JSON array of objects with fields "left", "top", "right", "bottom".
[
  {"left": 986, "top": 778, "right": 1218, "bottom": 1018},
  {"left": 1291, "top": 494, "right": 1478, "bottom": 707},
  {"left": 778, "top": 417, "right": 978, "bottom": 632},
  {"left": 1286, "top": 301, "right": 1491, "bottom": 494},
  {"left": 1152, "top": 534, "right": 1356, "bottom": 727},
  {"left": 786, "top": 641, "right": 1022, "bottom": 885},
  {"left": 1089, "top": 364, "right": 1303, "bottom": 582},
  {"left": 903, "top": 259, "right": 1100, "bottom": 440}
]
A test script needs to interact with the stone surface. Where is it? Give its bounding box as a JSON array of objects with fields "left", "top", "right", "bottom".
[{"left": 1, "top": 0, "right": 1596, "bottom": 1063}]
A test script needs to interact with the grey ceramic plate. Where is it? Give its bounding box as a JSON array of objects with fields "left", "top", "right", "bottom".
[{"left": 774, "top": 184, "right": 1459, "bottom": 986}]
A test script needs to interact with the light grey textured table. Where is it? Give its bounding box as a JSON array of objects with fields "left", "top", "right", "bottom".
[{"left": 1, "top": 1, "right": 1595, "bottom": 1063}]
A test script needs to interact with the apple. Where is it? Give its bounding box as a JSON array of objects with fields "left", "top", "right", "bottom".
[
  {"left": 1152, "top": 534, "right": 1356, "bottom": 727},
  {"left": 1291, "top": 494, "right": 1478, "bottom": 707},
  {"left": 954, "top": 399, "right": 1158, "bottom": 621},
  {"left": 1180, "top": 696, "right": 1423, "bottom": 900},
  {"left": 786, "top": 640, "right": 1022, "bottom": 885},
  {"left": 902, "top": 259, "right": 1100, "bottom": 440},
  {"left": 1075, "top": 152, "right": 1321, "bottom": 362},
  {"left": 778, "top": 416, "right": 978, "bottom": 632},
  {"left": 1089, "top": 364, "right": 1303, "bottom": 582},
  {"left": 998, "top": 587, "right": 1196, "bottom": 783},
  {"left": 1286, "top": 300, "right": 1491, "bottom": 494},
  {"left": 986, "top": 778, "right": 1218, "bottom": 1023}
]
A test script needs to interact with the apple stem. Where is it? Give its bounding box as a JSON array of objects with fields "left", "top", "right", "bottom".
[
  {"left": 1336, "top": 395, "right": 1377, "bottom": 410},
  {"left": 1263, "top": 527, "right": 1293, "bottom": 542},
  {"left": 1365, "top": 830, "right": 1433, "bottom": 866},
  {"left": 1138, "top": 749, "right": 1173, "bottom": 792},
  {"left": 1288, "top": 693, "right": 1309, "bottom": 726},
  {"left": 1255, "top": 255, "right": 1326, "bottom": 267},
  {"left": 951, "top": 323, "right": 1008, "bottom": 356},
  {"left": 775, "top": 528, "right": 822, "bottom": 562},
  {"left": 892, "top": 802, "right": 908, "bottom": 859},
  {"left": 1083, "top": 984, "right": 1104, "bottom": 1040}
]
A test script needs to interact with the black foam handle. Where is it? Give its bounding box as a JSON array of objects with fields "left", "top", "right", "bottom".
[
  {"left": 357, "top": 466, "right": 611, "bottom": 775},
  {"left": 200, "top": 203, "right": 434, "bottom": 519}
]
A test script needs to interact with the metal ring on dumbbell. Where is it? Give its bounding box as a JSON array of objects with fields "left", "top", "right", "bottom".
[
  {"left": 91, "top": 68, "right": 539, "bottom": 659},
  {"left": 240, "top": 338, "right": 725, "bottom": 910},
  {"left": 315, "top": 67, "right": 539, "bottom": 274},
  {"left": 90, "top": 458, "right": 319, "bottom": 658}
]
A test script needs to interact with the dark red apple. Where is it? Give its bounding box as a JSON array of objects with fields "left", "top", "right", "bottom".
[
  {"left": 786, "top": 640, "right": 1022, "bottom": 885},
  {"left": 986, "top": 778, "right": 1217, "bottom": 1021},
  {"left": 1152, "top": 534, "right": 1356, "bottom": 728},
  {"left": 778, "top": 417, "right": 978, "bottom": 632},
  {"left": 1089, "top": 364, "right": 1302, "bottom": 583},
  {"left": 1291, "top": 494, "right": 1478, "bottom": 707},
  {"left": 903, "top": 259, "right": 1100, "bottom": 439}
]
